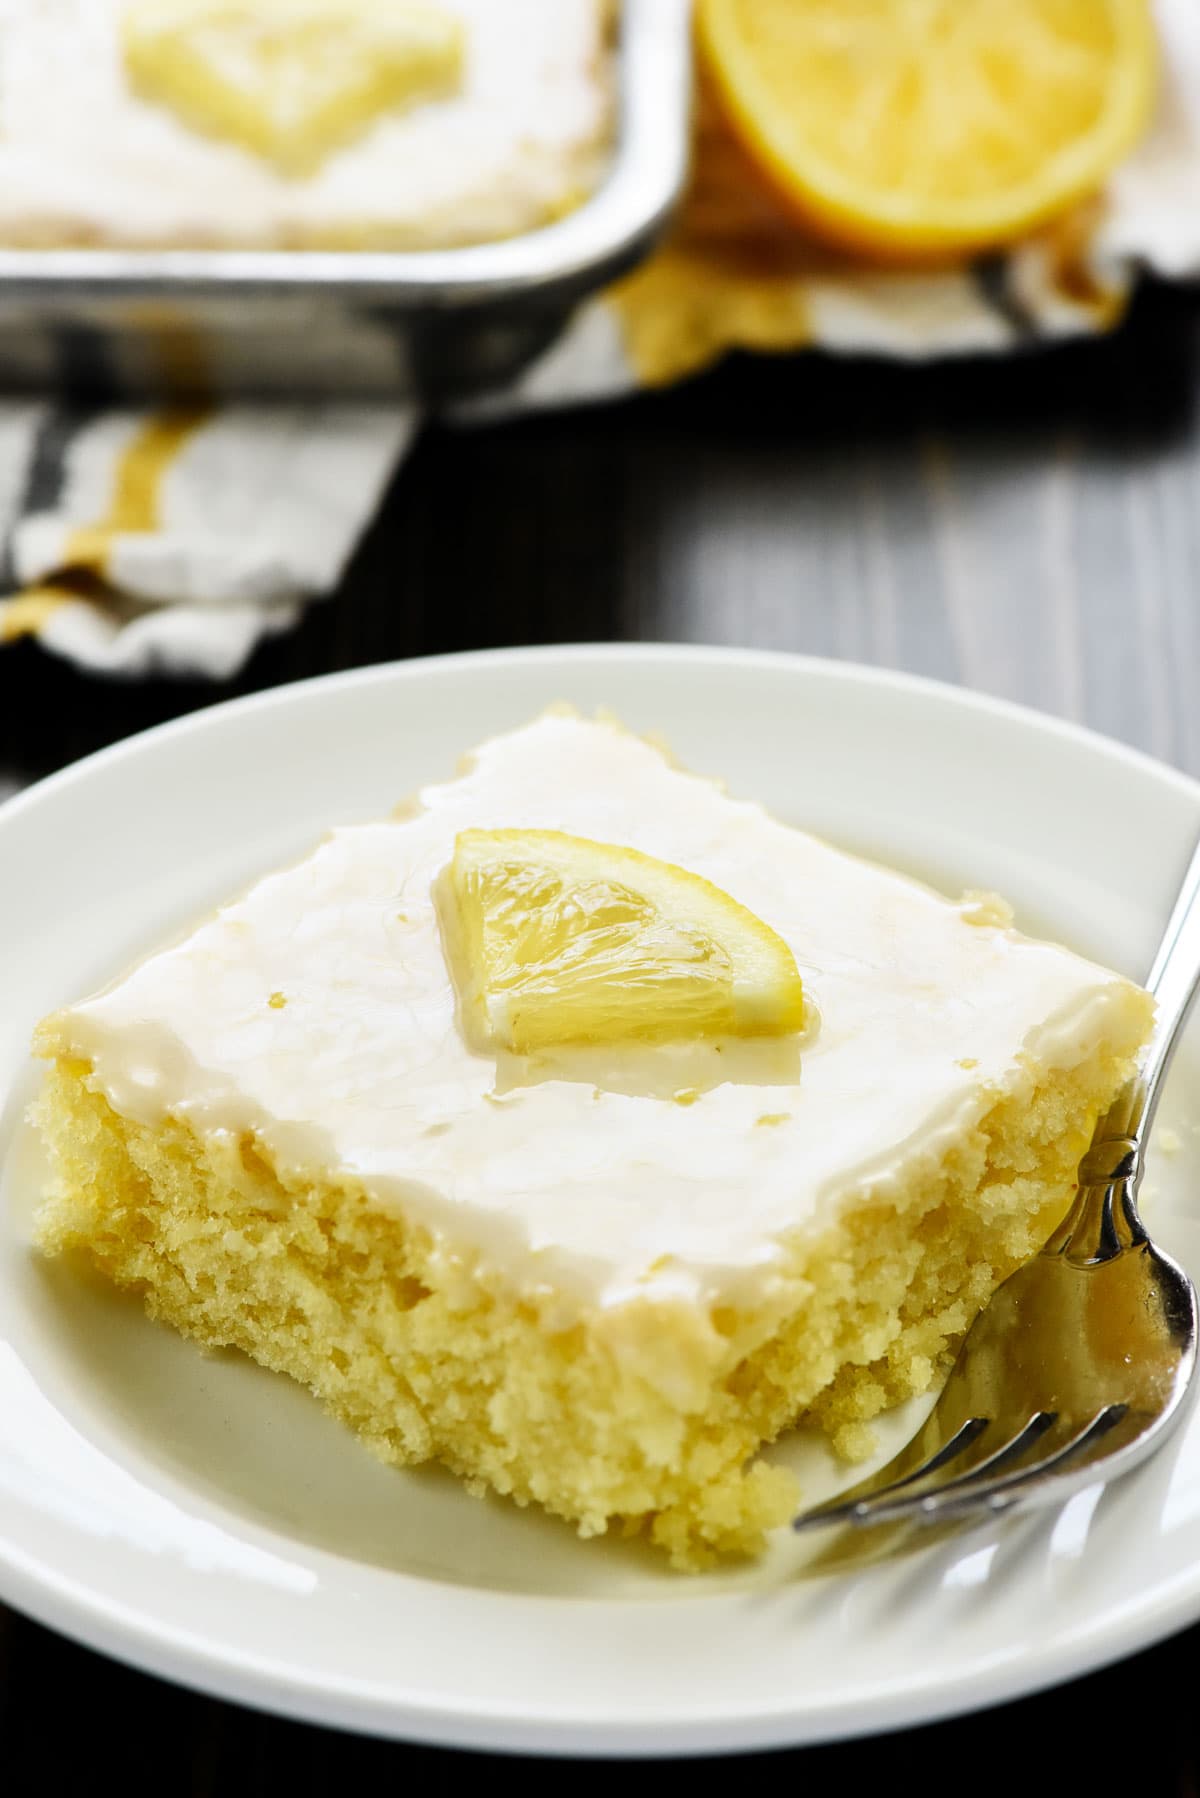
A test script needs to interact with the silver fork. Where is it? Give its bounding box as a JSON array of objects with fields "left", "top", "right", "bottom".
[{"left": 793, "top": 829, "right": 1200, "bottom": 1536}]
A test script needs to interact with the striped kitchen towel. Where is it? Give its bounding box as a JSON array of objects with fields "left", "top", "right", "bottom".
[
  {"left": 3, "top": 0, "right": 1200, "bottom": 680},
  {"left": 0, "top": 403, "right": 415, "bottom": 677}
]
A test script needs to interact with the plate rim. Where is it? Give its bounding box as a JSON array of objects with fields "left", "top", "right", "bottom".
[
  {"left": 5, "top": 641, "right": 1200, "bottom": 831},
  {"left": 4, "top": 640, "right": 1200, "bottom": 1757}
]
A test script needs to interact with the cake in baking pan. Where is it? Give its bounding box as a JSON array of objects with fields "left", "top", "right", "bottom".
[{"left": 0, "top": 2, "right": 613, "bottom": 248}]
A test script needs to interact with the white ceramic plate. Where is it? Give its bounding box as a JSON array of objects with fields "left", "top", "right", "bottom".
[{"left": 3, "top": 644, "right": 1200, "bottom": 1756}]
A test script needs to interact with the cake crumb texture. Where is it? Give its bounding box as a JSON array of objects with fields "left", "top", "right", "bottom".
[{"left": 33, "top": 1031, "right": 1145, "bottom": 1569}]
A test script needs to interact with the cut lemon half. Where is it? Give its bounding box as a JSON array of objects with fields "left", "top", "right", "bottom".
[
  {"left": 696, "top": 0, "right": 1156, "bottom": 260},
  {"left": 122, "top": 0, "right": 463, "bottom": 177},
  {"left": 437, "top": 829, "right": 804, "bottom": 1054}
]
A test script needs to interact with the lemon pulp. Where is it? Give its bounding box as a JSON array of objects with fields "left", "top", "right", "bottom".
[
  {"left": 697, "top": 0, "right": 1155, "bottom": 259},
  {"left": 437, "top": 828, "right": 805, "bottom": 1054}
]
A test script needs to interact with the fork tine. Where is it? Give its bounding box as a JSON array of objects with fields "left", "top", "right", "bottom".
[
  {"left": 792, "top": 1416, "right": 991, "bottom": 1532},
  {"left": 841, "top": 1406, "right": 1130, "bottom": 1530},
  {"left": 904, "top": 1404, "right": 1132, "bottom": 1524},
  {"left": 798, "top": 1412, "right": 1063, "bottom": 1533},
  {"left": 833, "top": 1410, "right": 1060, "bottom": 1526}
]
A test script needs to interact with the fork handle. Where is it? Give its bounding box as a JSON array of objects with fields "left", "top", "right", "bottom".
[
  {"left": 1047, "top": 826, "right": 1200, "bottom": 1265},
  {"left": 1137, "top": 823, "right": 1200, "bottom": 1139}
]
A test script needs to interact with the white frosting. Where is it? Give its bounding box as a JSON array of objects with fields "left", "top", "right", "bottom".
[
  {"left": 50, "top": 716, "right": 1149, "bottom": 1322},
  {"left": 0, "top": 2, "right": 610, "bottom": 247}
]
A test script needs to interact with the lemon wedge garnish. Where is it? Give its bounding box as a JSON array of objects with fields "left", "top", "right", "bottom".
[
  {"left": 123, "top": 0, "right": 464, "bottom": 177},
  {"left": 437, "top": 829, "right": 804, "bottom": 1055},
  {"left": 696, "top": 0, "right": 1155, "bottom": 260}
]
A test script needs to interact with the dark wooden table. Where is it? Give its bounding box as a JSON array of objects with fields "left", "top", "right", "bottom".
[{"left": 4, "top": 282, "right": 1200, "bottom": 1790}]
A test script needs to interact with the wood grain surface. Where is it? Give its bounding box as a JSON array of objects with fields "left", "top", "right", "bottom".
[{"left": 2, "top": 279, "right": 1200, "bottom": 1791}]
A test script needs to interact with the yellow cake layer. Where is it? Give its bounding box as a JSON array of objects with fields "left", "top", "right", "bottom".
[{"left": 33, "top": 1033, "right": 1144, "bottom": 1568}]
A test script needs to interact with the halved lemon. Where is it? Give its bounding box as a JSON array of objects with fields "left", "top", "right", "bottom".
[
  {"left": 437, "top": 828, "right": 804, "bottom": 1054},
  {"left": 122, "top": 0, "right": 463, "bottom": 177},
  {"left": 696, "top": 0, "right": 1156, "bottom": 260}
]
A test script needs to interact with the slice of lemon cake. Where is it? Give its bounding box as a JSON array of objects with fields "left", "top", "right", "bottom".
[{"left": 31, "top": 714, "right": 1153, "bottom": 1567}]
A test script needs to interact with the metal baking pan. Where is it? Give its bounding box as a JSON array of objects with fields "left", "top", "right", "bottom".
[{"left": 0, "top": 0, "right": 693, "bottom": 400}]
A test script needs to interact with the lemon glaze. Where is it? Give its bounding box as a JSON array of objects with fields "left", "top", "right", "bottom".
[
  {"left": 0, "top": 2, "right": 610, "bottom": 247},
  {"left": 41, "top": 714, "right": 1152, "bottom": 1328}
]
